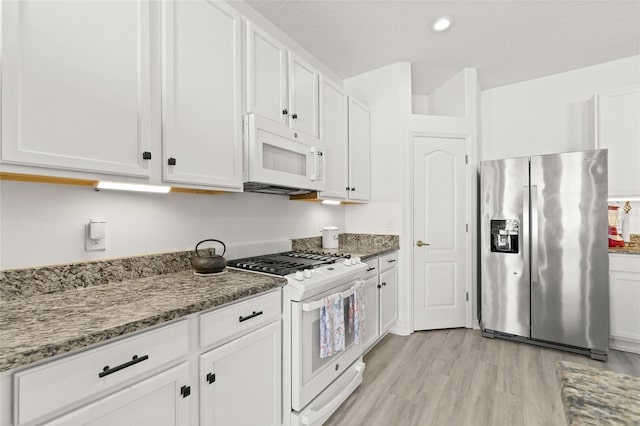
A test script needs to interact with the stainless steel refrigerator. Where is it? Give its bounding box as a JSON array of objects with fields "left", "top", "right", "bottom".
[{"left": 480, "top": 149, "right": 609, "bottom": 360}]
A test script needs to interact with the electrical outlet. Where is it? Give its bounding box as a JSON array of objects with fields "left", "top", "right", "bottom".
[{"left": 85, "top": 222, "right": 106, "bottom": 251}]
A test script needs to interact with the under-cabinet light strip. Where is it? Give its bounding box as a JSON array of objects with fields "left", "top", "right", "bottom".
[{"left": 95, "top": 181, "right": 171, "bottom": 193}]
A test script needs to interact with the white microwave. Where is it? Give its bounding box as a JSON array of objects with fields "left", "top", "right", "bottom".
[{"left": 243, "top": 114, "right": 325, "bottom": 195}]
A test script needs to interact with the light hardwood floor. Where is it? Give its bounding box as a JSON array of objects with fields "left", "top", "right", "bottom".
[{"left": 325, "top": 329, "right": 640, "bottom": 426}]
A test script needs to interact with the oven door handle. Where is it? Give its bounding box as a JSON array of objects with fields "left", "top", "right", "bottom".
[
  {"left": 301, "top": 281, "right": 364, "bottom": 312},
  {"left": 300, "top": 361, "right": 366, "bottom": 426}
]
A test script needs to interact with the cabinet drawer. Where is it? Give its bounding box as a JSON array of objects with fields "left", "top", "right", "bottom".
[
  {"left": 15, "top": 321, "right": 189, "bottom": 425},
  {"left": 378, "top": 252, "right": 398, "bottom": 272},
  {"left": 200, "top": 290, "right": 281, "bottom": 348},
  {"left": 363, "top": 257, "right": 379, "bottom": 279}
]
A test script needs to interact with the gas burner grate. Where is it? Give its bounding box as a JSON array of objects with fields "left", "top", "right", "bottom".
[{"left": 227, "top": 251, "right": 348, "bottom": 276}]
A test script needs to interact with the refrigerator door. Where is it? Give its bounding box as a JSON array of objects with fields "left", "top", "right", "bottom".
[
  {"left": 480, "top": 157, "right": 530, "bottom": 337},
  {"left": 530, "top": 150, "right": 609, "bottom": 352}
]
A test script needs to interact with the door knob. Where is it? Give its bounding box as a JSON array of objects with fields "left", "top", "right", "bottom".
[{"left": 416, "top": 240, "right": 430, "bottom": 247}]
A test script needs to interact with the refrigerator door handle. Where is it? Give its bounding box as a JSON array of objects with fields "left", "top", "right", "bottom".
[
  {"left": 523, "top": 186, "right": 530, "bottom": 285},
  {"left": 531, "top": 185, "right": 539, "bottom": 283}
]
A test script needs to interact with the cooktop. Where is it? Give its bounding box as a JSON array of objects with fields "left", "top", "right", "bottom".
[{"left": 227, "top": 251, "right": 349, "bottom": 276}]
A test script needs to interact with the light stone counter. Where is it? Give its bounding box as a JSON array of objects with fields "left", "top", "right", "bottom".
[
  {"left": 557, "top": 360, "right": 640, "bottom": 425},
  {"left": 292, "top": 233, "right": 400, "bottom": 260},
  {"left": 0, "top": 251, "right": 285, "bottom": 372}
]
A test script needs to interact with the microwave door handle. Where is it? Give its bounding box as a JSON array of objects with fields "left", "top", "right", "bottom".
[{"left": 302, "top": 287, "right": 355, "bottom": 312}]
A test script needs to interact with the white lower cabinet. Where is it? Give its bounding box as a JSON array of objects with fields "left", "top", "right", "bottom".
[
  {"left": 199, "top": 321, "right": 281, "bottom": 426},
  {"left": 609, "top": 254, "right": 640, "bottom": 354},
  {"left": 361, "top": 275, "right": 380, "bottom": 351},
  {"left": 7, "top": 290, "right": 282, "bottom": 426},
  {"left": 361, "top": 251, "right": 398, "bottom": 354},
  {"left": 45, "top": 363, "right": 191, "bottom": 426},
  {"left": 379, "top": 267, "right": 398, "bottom": 334}
]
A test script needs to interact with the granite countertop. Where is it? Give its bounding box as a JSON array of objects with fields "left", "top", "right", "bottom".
[
  {"left": 556, "top": 361, "right": 640, "bottom": 425},
  {"left": 609, "top": 246, "right": 640, "bottom": 255},
  {"left": 292, "top": 233, "right": 400, "bottom": 260},
  {"left": 0, "top": 257, "right": 286, "bottom": 372},
  {"left": 609, "top": 234, "right": 640, "bottom": 255}
]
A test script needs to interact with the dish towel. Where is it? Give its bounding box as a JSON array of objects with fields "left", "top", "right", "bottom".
[
  {"left": 319, "top": 293, "right": 345, "bottom": 358},
  {"left": 349, "top": 281, "right": 365, "bottom": 344}
]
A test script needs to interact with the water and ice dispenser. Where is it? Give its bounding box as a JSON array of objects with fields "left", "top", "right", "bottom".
[{"left": 490, "top": 219, "right": 519, "bottom": 254}]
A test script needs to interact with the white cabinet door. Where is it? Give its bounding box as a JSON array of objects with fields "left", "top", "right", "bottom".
[
  {"left": 246, "top": 23, "right": 288, "bottom": 126},
  {"left": 161, "top": 0, "right": 242, "bottom": 190},
  {"left": 362, "top": 275, "right": 380, "bottom": 352},
  {"left": 609, "top": 255, "right": 640, "bottom": 354},
  {"left": 288, "top": 54, "right": 319, "bottom": 138},
  {"left": 596, "top": 86, "right": 640, "bottom": 197},
  {"left": 348, "top": 97, "right": 371, "bottom": 201},
  {"left": 380, "top": 267, "right": 398, "bottom": 334},
  {"left": 1, "top": 0, "right": 152, "bottom": 177},
  {"left": 318, "top": 77, "right": 348, "bottom": 199},
  {"left": 200, "top": 321, "right": 281, "bottom": 426},
  {"left": 46, "top": 363, "right": 191, "bottom": 426}
]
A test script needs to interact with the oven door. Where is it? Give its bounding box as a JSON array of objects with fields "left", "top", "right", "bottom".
[
  {"left": 291, "top": 280, "right": 364, "bottom": 411},
  {"left": 245, "top": 114, "right": 325, "bottom": 191}
]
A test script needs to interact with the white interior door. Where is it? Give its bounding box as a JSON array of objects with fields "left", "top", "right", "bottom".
[{"left": 413, "top": 136, "right": 467, "bottom": 330}]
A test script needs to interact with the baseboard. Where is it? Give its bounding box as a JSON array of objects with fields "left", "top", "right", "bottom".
[
  {"left": 609, "top": 337, "right": 640, "bottom": 354},
  {"left": 388, "top": 321, "right": 412, "bottom": 336}
]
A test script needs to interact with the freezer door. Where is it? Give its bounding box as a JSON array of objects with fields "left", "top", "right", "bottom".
[
  {"left": 530, "top": 150, "right": 609, "bottom": 352},
  {"left": 480, "top": 157, "right": 530, "bottom": 337}
]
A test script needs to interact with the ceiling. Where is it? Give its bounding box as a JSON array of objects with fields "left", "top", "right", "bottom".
[{"left": 246, "top": 1, "right": 640, "bottom": 94}]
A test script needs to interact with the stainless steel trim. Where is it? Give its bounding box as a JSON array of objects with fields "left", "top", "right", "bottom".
[{"left": 530, "top": 185, "right": 539, "bottom": 284}]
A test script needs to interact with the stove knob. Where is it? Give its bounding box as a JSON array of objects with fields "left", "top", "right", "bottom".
[
  {"left": 354, "top": 257, "right": 362, "bottom": 264},
  {"left": 343, "top": 259, "right": 351, "bottom": 267},
  {"left": 304, "top": 269, "right": 312, "bottom": 279},
  {"left": 295, "top": 271, "right": 304, "bottom": 281}
]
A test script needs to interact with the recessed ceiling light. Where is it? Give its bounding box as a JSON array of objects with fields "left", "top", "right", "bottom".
[{"left": 432, "top": 16, "right": 454, "bottom": 32}]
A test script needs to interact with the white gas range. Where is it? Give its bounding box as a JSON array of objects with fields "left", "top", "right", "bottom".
[{"left": 228, "top": 251, "right": 368, "bottom": 425}]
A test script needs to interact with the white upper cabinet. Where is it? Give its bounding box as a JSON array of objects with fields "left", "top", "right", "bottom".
[
  {"left": 1, "top": 0, "right": 152, "bottom": 177},
  {"left": 318, "top": 78, "right": 349, "bottom": 199},
  {"left": 161, "top": 0, "right": 243, "bottom": 190},
  {"left": 246, "top": 23, "right": 289, "bottom": 126},
  {"left": 288, "top": 54, "right": 319, "bottom": 138},
  {"left": 246, "top": 23, "right": 319, "bottom": 139},
  {"left": 348, "top": 97, "right": 371, "bottom": 201},
  {"left": 595, "top": 86, "right": 640, "bottom": 198}
]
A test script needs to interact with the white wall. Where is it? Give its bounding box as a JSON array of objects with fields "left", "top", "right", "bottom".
[
  {"left": 343, "top": 62, "right": 411, "bottom": 235},
  {"left": 0, "top": 181, "right": 344, "bottom": 269},
  {"left": 482, "top": 55, "right": 640, "bottom": 161},
  {"left": 428, "top": 71, "right": 467, "bottom": 118},
  {"left": 344, "top": 62, "right": 413, "bottom": 335}
]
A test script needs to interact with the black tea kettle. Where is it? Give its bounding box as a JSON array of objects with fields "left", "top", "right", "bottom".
[{"left": 190, "top": 239, "right": 227, "bottom": 274}]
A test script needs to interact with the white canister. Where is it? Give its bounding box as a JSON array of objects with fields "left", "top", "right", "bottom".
[{"left": 322, "top": 225, "right": 339, "bottom": 249}]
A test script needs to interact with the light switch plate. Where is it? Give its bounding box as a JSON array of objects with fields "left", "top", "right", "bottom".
[{"left": 85, "top": 223, "right": 106, "bottom": 251}]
